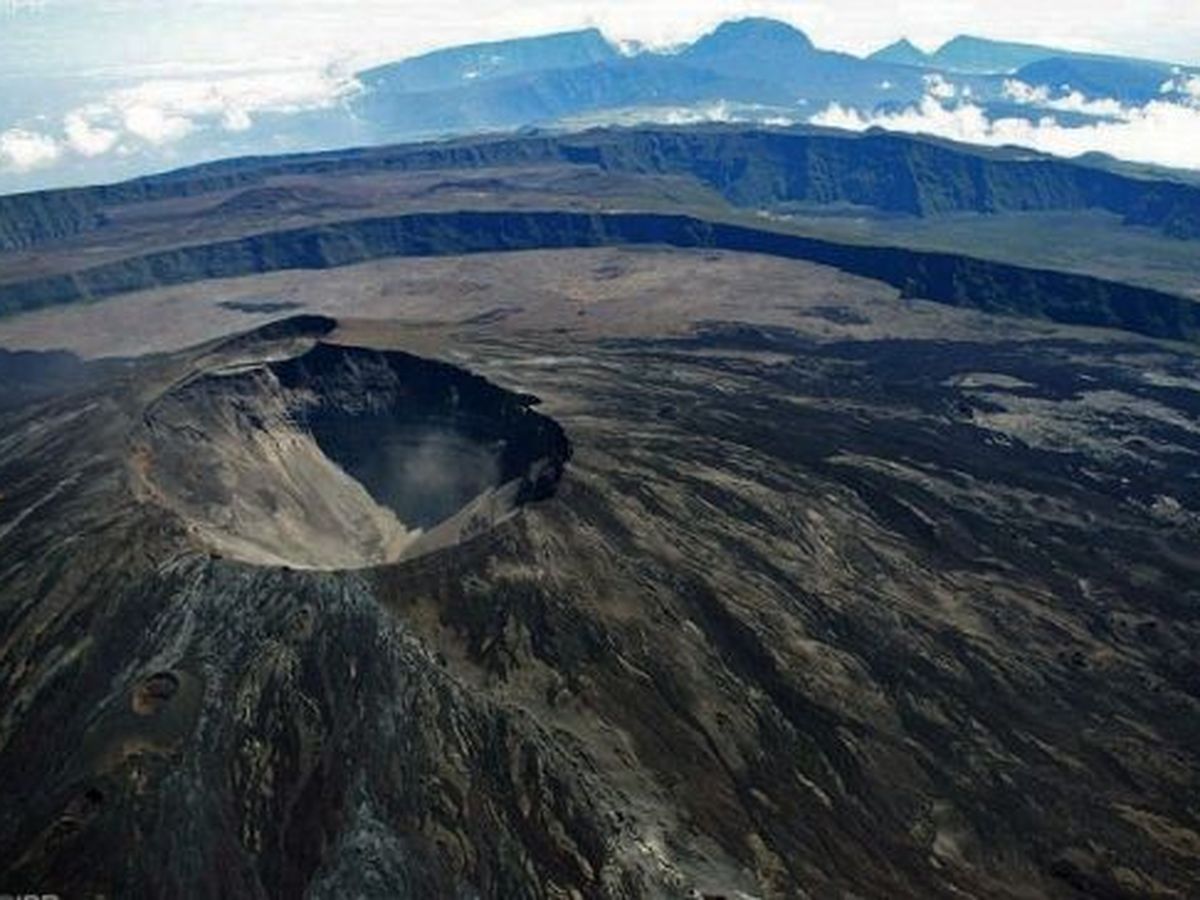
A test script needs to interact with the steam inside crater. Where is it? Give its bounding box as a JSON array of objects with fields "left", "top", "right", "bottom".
[
  {"left": 306, "top": 420, "right": 505, "bottom": 530},
  {"left": 138, "top": 341, "right": 569, "bottom": 570}
]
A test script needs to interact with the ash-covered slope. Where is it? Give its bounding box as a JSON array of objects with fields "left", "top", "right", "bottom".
[{"left": 1, "top": 311, "right": 1199, "bottom": 898}]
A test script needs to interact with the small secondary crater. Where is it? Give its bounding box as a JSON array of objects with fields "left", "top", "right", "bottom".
[
  {"left": 139, "top": 337, "right": 570, "bottom": 569},
  {"left": 132, "top": 672, "right": 180, "bottom": 716}
]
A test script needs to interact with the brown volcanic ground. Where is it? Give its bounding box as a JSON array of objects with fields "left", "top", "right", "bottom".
[
  {"left": 0, "top": 246, "right": 1117, "bottom": 360},
  {"left": 1, "top": 239, "right": 1199, "bottom": 898}
]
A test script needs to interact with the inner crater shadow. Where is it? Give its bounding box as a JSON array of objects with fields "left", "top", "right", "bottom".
[
  {"left": 316, "top": 421, "right": 508, "bottom": 530},
  {"left": 277, "top": 343, "right": 573, "bottom": 561}
]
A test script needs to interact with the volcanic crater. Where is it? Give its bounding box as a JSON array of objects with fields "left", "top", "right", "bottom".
[{"left": 137, "top": 327, "right": 570, "bottom": 569}]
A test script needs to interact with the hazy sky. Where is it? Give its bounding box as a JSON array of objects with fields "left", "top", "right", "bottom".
[{"left": 2, "top": 0, "right": 1198, "bottom": 79}]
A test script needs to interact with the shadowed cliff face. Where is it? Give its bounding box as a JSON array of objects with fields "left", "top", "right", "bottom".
[
  {"left": 1, "top": 126, "right": 1198, "bottom": 255},
  {"left": 138, "top": 338, "right": 569, "bottom": 569}
]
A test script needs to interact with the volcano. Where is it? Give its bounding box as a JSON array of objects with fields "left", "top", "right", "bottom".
[{"left": 1, "top": 127, "right": 1198, "bottom": 899}]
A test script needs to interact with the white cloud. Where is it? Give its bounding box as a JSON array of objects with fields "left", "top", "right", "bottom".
[
  {"left": 1042, "top": 90, "right": 1125, "bottom": 118},
  {"left": 924, "top": 73, "right": 957, "bottom": 100},
  {"left": 1003, "top": 79, "right": 1050, "bottom": 105},
  {"left": 815, "top": 96, "right": 994, "bottom": 145},
  {"left": 0, "top": 63, "right": 362, "bottom": 186},
  {"left": 561, "top": 99, "right": 796, "bottom": 129},
  {"left": 21, "top": 65, "right": 363, "bottom": 169},
  {"left": 120, "top": 104, "right": 196, "bottom": 145},
  {"left": 108, "top": 68, "right": 359, "bottom": 127},
  {"left": 63, "top": 110, "right": 119, "bottom": 157},
  {"left": 1004, "top": 79, "right": 1126, "bottom": 118},
  {"left": 91, "top": 67, "right": 359, "bottom": 148},
  {"left": 0, "top": 128, "right": 60, "bottom": 172},
  {"left": 812, "top": 88, "right": 1200, "bottom": 170},
  {"left": 1161, "top": 72, "right": 1200, "bottom": 100},
  {"left": 221, "top": 108, "right": 253, "bottom": 131}
]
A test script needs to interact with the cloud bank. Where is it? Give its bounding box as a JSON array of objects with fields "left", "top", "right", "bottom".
[
  {"left": 0, "top": 128, "right": 61, "bottom": 172},
  {"left": 0, "top": 66, "right": 360, "bottom": 175},
  {"left": 812, "top": 74, "right": 1200, "bottom": 171}
]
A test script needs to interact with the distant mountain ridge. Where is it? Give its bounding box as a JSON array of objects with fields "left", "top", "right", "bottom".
[
  {"left": 681, "top": 17, "right": 815, "bottom": 73},
  {"left": 870, "top": 33, "right": 1184, "bottom": 74},
  {"left": 2, "top": 125, "right": 1198, "bottom": 260},
  {"left": 335, "top": 18, "right": 1197, "bottom": 157},
  {"left": 348, "top": 19, "right": 935, "bottom": 138},
  {"left": 928, "top": 35, "right": 1078, "bottom": 73},
  {"left": 1015, "top": 56, "right": 1177, "bottom": 102},
  {"left": 869, "top": 39, "right": 930, "bottom": 68},
  {"left": 359, "top": 28, "right": 619, "bottom": 93}
]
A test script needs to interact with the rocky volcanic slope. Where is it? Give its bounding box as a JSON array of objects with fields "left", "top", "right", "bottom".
[{"left": 1, "top": 306, "right": 1198, "bottom": 898}]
